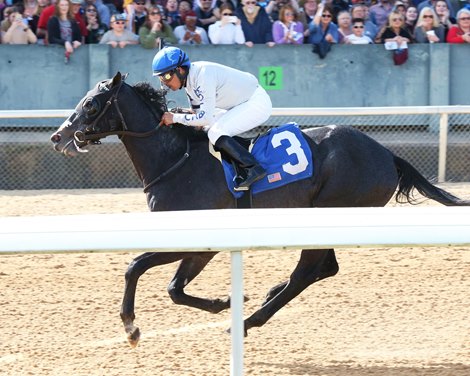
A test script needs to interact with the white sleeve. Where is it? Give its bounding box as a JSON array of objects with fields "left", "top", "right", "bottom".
[
  {"left": 235, "top": 24, "right": 246, "bottom": 44},
  {"left": 208, "top": 23, "right": 221, "bottom": 44},
  {"left": 172, "top": 68, "right": 217, "bottom": 127}
]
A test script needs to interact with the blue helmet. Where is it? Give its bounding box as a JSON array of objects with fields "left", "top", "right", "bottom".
[{"left": 152, "top": 47, "right": 191, "bottom": 76}]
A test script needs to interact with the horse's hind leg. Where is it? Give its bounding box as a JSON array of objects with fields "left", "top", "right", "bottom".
[
  {"left": 168, "top": 252, "right": 247, "bottom": 313},
  {"left": 120, "top": 251, "right": 191, "bottom": 347},
  {"left": 243, "top": 249, "right": 339, "bottom": 334}
]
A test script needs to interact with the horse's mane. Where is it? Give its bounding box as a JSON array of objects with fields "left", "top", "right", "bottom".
[{"left": 132, "top": 81, "right": 209, "bottom": 142}]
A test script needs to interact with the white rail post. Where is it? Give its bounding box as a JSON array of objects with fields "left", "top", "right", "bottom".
[
  {"left": 230, "top": 250, "right": 244, "bottom": 376},
  {"left": 438, "top": 112, "right": 448, "bottom": 182}
]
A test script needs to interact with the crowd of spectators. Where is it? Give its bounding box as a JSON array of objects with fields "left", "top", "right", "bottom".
[{"left": 1, "top": 0, "right": 469, "bottom": 51}]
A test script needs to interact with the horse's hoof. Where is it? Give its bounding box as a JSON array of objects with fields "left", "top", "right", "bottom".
[
  {"left": 225, "top": 327, "right": 248, "bottom": 337},
  {"left": 127, "top": 327, "right": 141, "bottom": 348}
]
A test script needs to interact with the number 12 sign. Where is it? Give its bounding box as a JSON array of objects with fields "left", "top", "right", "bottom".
[{"left": 259, "top": 66, "right": 283, "bottom": 91}]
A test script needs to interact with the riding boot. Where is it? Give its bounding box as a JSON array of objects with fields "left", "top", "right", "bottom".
[{"left": 215, "top": 136, "right": 267, "bottom": 191}]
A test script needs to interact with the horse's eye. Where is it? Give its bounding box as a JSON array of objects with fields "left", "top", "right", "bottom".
[{"left": 83, "top": 97, "right": 100, "bottom": 117}]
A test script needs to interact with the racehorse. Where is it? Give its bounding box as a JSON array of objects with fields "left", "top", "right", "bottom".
[{"left": 50, "top": 72, "right": 469, "bottom": 348}]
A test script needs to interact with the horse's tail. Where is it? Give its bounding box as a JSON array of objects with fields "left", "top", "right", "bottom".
[{"left": 393, "top": 155, "right": 470, "bottom": 206}]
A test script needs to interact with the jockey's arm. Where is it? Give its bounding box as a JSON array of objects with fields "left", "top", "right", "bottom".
[{"left": 172, "top": 71, "right": 217, "bottom": 128}]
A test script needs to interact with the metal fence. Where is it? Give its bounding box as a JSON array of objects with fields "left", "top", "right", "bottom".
[{"left": 0, "top": 106, "right": 469, "bottom": 190}]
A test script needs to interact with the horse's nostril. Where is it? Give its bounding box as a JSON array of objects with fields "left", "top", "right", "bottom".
[{"left": 51, "top": 133, "right": 61, "bottom": 143}]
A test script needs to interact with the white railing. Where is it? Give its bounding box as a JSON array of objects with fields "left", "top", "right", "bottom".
[
  {"left": 1, "top": 105, "right": 469, "bottom": 183},
  {"left": 1, "top": 207, "right": 470, "bottom": 376}
]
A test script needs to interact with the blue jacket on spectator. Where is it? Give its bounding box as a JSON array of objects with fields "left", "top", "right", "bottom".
[
  {"left": 308, "top": 21, "right": 339, "bottom": 44},
  {"left": 236, "top": 6, "right": 273, "bottom": 44}
]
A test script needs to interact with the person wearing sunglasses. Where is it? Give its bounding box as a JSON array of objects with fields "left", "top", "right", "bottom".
[
  {"left": 272, "top": 4, "right": 304, "bottom": 44},
  {"left": 378, "top": 11, "right": 412, "bottom": 45},
  {"left": 154, "top": 46, "right": 273, "bottom": 191},
  {"left": 208, "top": 3, "right": 246, "bottom": 44},
  {"left": 446, "top": 8, "right": 470, "bottom": 43},
  {"left": 308, "top": 3, "right": 338, "bottom": 45},
  {"left": 99, "top": 12, "right": 139, "bottom": 47},
  {"left": 139, "top": 5, "right": 177, "bottom": 48},
  {"left": 84, "top": 3, "right": 108, "bottom": 43},
  {"left": 343, "top": 17, "right": 373, "bottom": 44},
  {"left": 125, "top": 0, "right": 147, "bottom": 34},
  {"left": 414, "top": 7, "right": 445, "bottom": 43}
]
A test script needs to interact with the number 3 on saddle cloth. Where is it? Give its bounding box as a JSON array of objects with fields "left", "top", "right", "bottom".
[{"left": 211, "top": 123, "right": 314, "bottom": 198}]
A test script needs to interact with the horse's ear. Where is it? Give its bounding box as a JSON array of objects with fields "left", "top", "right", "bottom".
[{"left": 111, "top": 72, "right": 122, "bottom": 87}]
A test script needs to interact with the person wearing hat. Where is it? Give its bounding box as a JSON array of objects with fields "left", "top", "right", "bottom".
[
  {"left": 99, "top": 12, "right": 139, "bottom": 47},
  {"left": 173, "top": 10, "right": 209, "bottom": 44},
  {"left": 154, "top": 46, "right": 272, "bottom": 191}
]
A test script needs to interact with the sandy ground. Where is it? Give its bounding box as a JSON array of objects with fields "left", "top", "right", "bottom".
[{"left": 0, "top": 184, "right": 469, "bottom": 376}]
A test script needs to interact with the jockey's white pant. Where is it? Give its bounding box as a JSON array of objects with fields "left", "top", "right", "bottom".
[{"left": 206, "top": 85, "right": 272, "bottom": 145}]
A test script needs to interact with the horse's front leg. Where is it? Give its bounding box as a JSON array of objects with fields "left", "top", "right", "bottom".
[
  {"left": 168, "top": 252, "right": 244, "bottom": 313},
  {"left": 243, "top": 249, "right": 339, "bottom": 335},
  {"left": 120, "top": 251, "right": 189, "bottom": 347}
]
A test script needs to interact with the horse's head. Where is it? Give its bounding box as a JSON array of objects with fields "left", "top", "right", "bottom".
[{"left": 50, "top": 72, "right": 167, "bottom": 157}]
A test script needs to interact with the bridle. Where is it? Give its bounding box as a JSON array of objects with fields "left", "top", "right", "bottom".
[
  {"left": 74, "top": 80, "right": 165, "bottom": 144},
  {"left": 72, "top": 79, "right": 190, "bottom": 192}
]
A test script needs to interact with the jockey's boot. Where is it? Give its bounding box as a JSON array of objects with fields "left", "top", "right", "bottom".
[{"left": 215, "top": 136, "right": 267, "bottom": 191}]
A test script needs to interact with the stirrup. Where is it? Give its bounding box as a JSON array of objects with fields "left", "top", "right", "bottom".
[{"left": 233, "top": 166, "right": 266, "bottom": 191}]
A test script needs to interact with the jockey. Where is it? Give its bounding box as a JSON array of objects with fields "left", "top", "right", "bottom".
[{"left": 152, "top": 46, "right": 272, "bottom": 191}]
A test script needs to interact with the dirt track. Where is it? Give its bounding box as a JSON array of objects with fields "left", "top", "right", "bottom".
[{"left": 0, "top": 185, "right": 469, "bottom": 376}]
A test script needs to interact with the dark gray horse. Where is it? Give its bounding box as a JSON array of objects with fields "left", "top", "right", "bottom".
[{"left": 50, "top": 72, "right": 469, "bottom": 347}]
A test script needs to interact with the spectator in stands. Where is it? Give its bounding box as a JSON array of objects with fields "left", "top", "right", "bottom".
[
  {"left": 272, "top": 3, "right": 303, "bottom": 44},
  {"left": 2, "top": 7, "right": 38, "bottom": 43},
  {"left": 369, "top": 0, "right": 393, "bottom": 30},
  {"left": 84, "top": 2, "right": 107, "bottom": 43},
  {"left": 379, "top": 10, "right": 413, "bottom": 45},
  {"left": 265, "top": 0, "right": 300, "bottom": 22},
  {"left": 70, "top": 0, "right": 87, "bottom": 42},
  {"left": 308, "top": 3, "right": 338, "bottom": 45},
  {"left": 404, "top": 5, "right": 418, "bottom": 35},
  {"left": 418, "top": 0, "right": 454, "bottom": 18},
  {"left": 414, "top": 7, "right": 445, "bottom": 42},
  {"left": 235, "top": 0, "right": 275, "bottom": 47},
  {"left": 36, "top": 0, "right": 55, "bottom": 43},
  {"left": 344, "top": 17, "right": 373, "bottom": 44},
  {"left": 195, "top": 0, "right": 218, "bottom": 32},
  {"left": 298, "top": 0, "right": 317, "bottom": 43},
  {"left": 434, "top": 0, "right": 455, "bottom": 37},
  {"left": 47, "top": 0, "right": 82, "bottom": 60},
  {"left": 99, "top": 12, "right": 139, "bottom": 46},
  {"left": 336, "top": 9, "right": 352, "bottom": 43},
  {"left": 350, "top": 3, "right": 378, "bottom": 41},
  {"left": 393, "top": 1, "right": 407, "bottom": 17},
  {"left": 85, "top": 0, "right": 110, "bottom": 27},
  {"left": 178, "top": 0, "right": 192, "bottom": 20},
  {"left": 164, "top": 0, "right": 181, "bottom": 29},
  {"left": 22, "top": 0, "right": 40, "bottom": 34},
  {"left": 174, "top": 9, "right": 210, "bottom": 44},
  {"left": 446, "top": 7, "right": 470, "bottom": 43},
  {"left": 208, "top": 3, "right": 246, "bottom": 44},
  {"left": 139, "top": 4, "right": 177, "bottom": 48},
  {"left": 125, "top": 0, "right": 146, "bottom": 34}
]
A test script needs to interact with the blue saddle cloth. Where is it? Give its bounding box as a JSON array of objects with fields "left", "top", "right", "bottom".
[{"left": 222, "top": 123, "right": 314, "bottom": 198}]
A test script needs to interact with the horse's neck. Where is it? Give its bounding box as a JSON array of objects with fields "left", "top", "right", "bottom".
[{"left": 121, "top": 128, "right": 187, "bottom": 188}]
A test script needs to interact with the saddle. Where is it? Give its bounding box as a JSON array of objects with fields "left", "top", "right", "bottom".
[{"left": 210, "top": 123, "right": 314, "bottom": 199}]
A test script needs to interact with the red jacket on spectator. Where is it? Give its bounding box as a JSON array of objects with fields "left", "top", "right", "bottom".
[{"left": 446, "top": 26, "right": 467, "bottom": 43}]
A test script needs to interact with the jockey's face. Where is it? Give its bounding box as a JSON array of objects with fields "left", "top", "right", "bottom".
[{"left": 159, "top": 67, "right": 184, "bottom": 91}]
